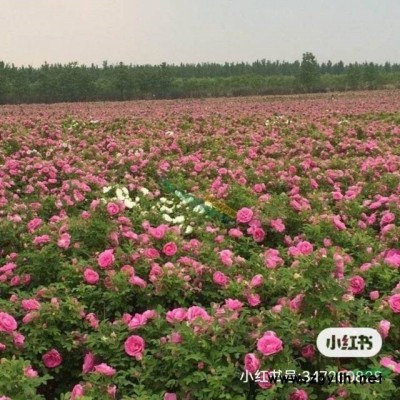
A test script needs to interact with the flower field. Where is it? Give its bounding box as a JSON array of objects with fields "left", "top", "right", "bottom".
[{"left": 0, "top": 91, "right": 400, "bottom": 400}]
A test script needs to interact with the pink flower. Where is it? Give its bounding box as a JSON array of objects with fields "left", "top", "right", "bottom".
[
  {"left": 348, "top": 275, "right": 365, "bottom": 295},
  {"left": 149, "top": 225, "right": 168, "bottom": 239},
  {"left": 252, "top": 228, "right": 266, "bottom": 242},
  {"left": 106, "top": 202, "right": 120, "bottom": 216},
  {"left": 164, "top": 394, "right": 177, "bottom": 400},
  {"left": 332, "top": 215, "right": 346, "bottom": 230},
  {"left": 247, "top": 293, "right": 261, "bottom": 307},
  {"left": 270, "top": 218, "right": 285, "bottom": 233},
  {"left": 82, "top": 351, "right": 96, "bottom": 373},
  {"left": 380, "top": 212, "right": 395, "bottom": 226},
  {"left": 0, "top": 312, "right": 18, "bottom": 332},
  {"left": 83, "top": 268, "right": 99, "bottom": 284},
  {"left": 289, "top": 294, "right": 304, "bottom": 312},
  {"left": 384, "top": 249, "right": 400, "bottom": 268},
  {"left": 219, "top": 249, "right": 233, "bottom": 267},
  {"left": 290, "top": 389, "right": 308, "bottom": 400},
  {"left": 94, "top": 363, "right": 116, "bottom": 376},
  {"left": 107, "top": 385, "right": 117, "bottom": 399},
  {"left": 213, "top": 271, "right": 229, "bottom": 286},
  {"left": 186, "top": 306, "right": 211, "bottom": 323},
  {"left": 257, "top": 331, "right": 283, "bottom": 356},
  {"left": 369, "top": 291, "right": 379, "bottom": 300},
  {"left": 264, "top": 249, "right": 284, "bottom": 268},
  {"left": 13, "top": 332, "right": 25, "bottom": 348},
  {"left": 250, "top": 274, "right": 264, "bottom": 287},
  {"left": 27, "top": 217, "right": 42, "bottom": 233},
  {"left": 128, "top": 313, "right": 148, "bottom": 330},
  {"left": 24, "top": 365, "right": 38, "bottom": 378},
  {"left": 42, "top": 349, "right": 63, "bottom": 368},
  {"left": 33, "top": 235, "right": 51, "bottom": 245},
  {"left": 129, "top": 275, "right": 147, "bottom": 288},
  {"left": 124, "top": 335, "right": 145, "bottom": 359},
  {"left": 388, "top": 294, "right": 400, "bottom": 313},
  {"left": 21, "top": 299, "right": 41, "bottom": 311},
  {"left": 98, "top": 249, "right": 115, "bottom": 269},
  {"left": 224, "top": 298, "right": 243, "bottom": 311},
  {"left": 296, "top": 241, "right": 313, "bottom": 256},
  {"left": 228, "top": 228, "right": 243, "bottom": 238},
  {"left": 380, "top": 357, "right": 400, "bottom": 374},
  {"left": 301, "top": 344, "right": 315, "bottom": 360},
  {"left": 170, "top": 332, "right": 183, "bottom": 344},
  {"left": 166, "top": 308, "right": 187, "bottom": 324},
  {"left": 244, "top": 353, "right": 260, "bottom": 373},
  {"left": 378, "top": 320, "right": 391, "bottom": 339},
  {"left": 71, "top": 384, "right": 85, "bottom": 400},
  {"left": 236, "top": 207, "right": 254, "bottom": 223},
  {"left": 57, "top": 233, "right": 71, "bottom": 249},
  {"left": 163, "top": 242, "right": 178, "bottom": 256}
]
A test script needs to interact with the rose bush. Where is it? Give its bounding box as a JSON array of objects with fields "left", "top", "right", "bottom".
[{"left": 0, "top": 91, "right": 400, "bottom": 399}]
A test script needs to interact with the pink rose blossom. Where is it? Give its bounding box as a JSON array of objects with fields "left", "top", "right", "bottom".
[
  {"left": 186, "top": 306, "right": 211, "bottom": 323},
  {"left": 0, "top": 312, "right": 18, "bottom": 332},
  {"left": 21, "top": 299, "right": 41, "bottom": 311},
  {"left": 247, "top": 293, "right": 261, "bottom": 307},
  {"left": 57, "top": 233, "right": 71, "bottom": 249},
  {"left": 388, "top": 294, "right": 400, "bottom": 313},
  {"left": 257, "top": 331, "right": 283, "bottom": 356},
  {"left": 83, "top": 268, "right": 99, "bottom": 284},
  {"left": 348, "top": 275, "right": 365, "bottom": 295},
  {"left": 98, "top": 249, "right": 115, "bottom": 269},
  {"left": 71, "top": 384, "right": 85, "bottom": 400},
  {"left": 164, "top": 394, "right": 177, "bottom": 400},
  {"left": 244, "top": 353, "right": 260, "bottom": 373},
  {"left": 290, "top": 389, "right": 308, "bottom": 400},
  {"left": 270, "top": 218, "right": 285, "bottom": 233},
  {"left": 82, "top": 351, "right": 96, "bottom": 373},
  {"left": 166, "top": 308, "right": 187, "bottom": 324},
  {"left": 24, "top": 365, "right": 38, "bottom": 378},
  {"left": 213, "top": 271, "right": 229, "bottom": 286},
  {"left": 106, "top": 202, "right": 120, "bottom": 216},
  {"left": 236, "top": 207, "right": 254, "bottom": 223},
  {"left": 94, "top": 363, "right": 116, "bottom": 376},
  {"left": 42, "top": 349, "right": 63, "bottom": 368},
  {"left": 378, "top": 320, "right": 391, "bottom": 339},
  {"left": 124, "top": 335, "right": 145, "bottom": 359},
  {"left": 163, "top": 242, "right": 178, "bottom": 256}
]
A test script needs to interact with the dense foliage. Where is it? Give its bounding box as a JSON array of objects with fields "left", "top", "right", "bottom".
[
  {"left": 0, "top": 54, "right": 400, "bottom": 104},
  {"left": 0, "top": 91, "right": 400, "bottom": 399}
]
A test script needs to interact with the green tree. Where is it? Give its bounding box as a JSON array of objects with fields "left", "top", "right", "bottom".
[{"left": 299, "top": 52, "right": 320, "bottom": 92}]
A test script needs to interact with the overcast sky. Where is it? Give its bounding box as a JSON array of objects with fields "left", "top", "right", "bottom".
[{"left": 1, "top": 0, "right": 399, "bottom": 67}]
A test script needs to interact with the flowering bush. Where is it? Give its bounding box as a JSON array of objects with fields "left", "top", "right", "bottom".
[{"left": 0, "top": 92, "right": 400, "bottom": 399}]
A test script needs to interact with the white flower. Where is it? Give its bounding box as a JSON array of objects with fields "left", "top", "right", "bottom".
[
  {"left": 124, "top": 199, "right": 136, "bottom": 209},
  {"left": 182, "top": 196, "right": 194, "bottom": 205},
  {"left": 135, "top": 197, "right": 140, "bottom": 202},
  {"left": 193, "top": 205, "right": 205, "bottom": 214},
  {"left": 159, "top": 197, "right": 167, "bottom": 203},
  {"left": 204, "top": 201, "right": 213, "bottom": 208},
  {"left": 165, "top": 131, "right": 174, "bottom": 136},
  {"left": 160, "top": 205, "right": 174, "bottom": 214},
  {"left": 173, "top": 216, "right": 185, "bottom": 224},
  {"left": 102, "top": 186, "right": 112, "bottom": 194},
  {"left": 162, "top": 214, "right": 173, "bottom": 222},
  {"left": 140, "top": 187, "right": 150, "bottom": 195},
  {"left": 116, "top": 188, "right": 124, "bottom": 201},
  {"left": 122, "top": 187, "right": 129, "bottom": 196},
  {"left": 184, "top": 226, "right": 194, "bottom": 234}
]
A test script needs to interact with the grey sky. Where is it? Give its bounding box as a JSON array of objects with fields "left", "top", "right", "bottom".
[{"left": 1, "top": 0, "right": 399, "bottom": 67}]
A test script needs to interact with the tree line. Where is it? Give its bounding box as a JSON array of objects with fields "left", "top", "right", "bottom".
[{"left": 0, "top": 53, "right": 399, "bottom": 104}]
